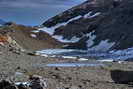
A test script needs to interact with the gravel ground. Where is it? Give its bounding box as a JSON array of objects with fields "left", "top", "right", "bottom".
[{"left": 0, "top": 45, "right": 133, "bottom": 89}]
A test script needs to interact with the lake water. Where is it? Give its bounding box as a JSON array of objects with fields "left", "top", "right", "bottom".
[
  {"left": 46, "top": 63, "right": 104, "bottom": 67},
  {"left": 36, "top": 48, "right": 133, "bottom": 61},
  {"left": 0, "top": 0, "right": 86, "bottom": 26}
]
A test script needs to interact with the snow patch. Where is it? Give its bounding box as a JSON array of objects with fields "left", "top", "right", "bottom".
[
  {"left": 62, "top": 56, "right": 77, "bottom": 59},
  {"left": 84, "top": 12, "right": 93, "bottom": 18},
  {"left": 39, "top": 54, "right": 49, "bottom": 57},
  {"left": 53, "top": 35, "right": 80, "bottom": 43},
  {"left": 88, "top": 40, "right": 115, "bottom": 51},
  {"left": 88, "top": 12, "right": 101, "bottom": 18},
  {"left": 38, "top": 15, "right": 82, "bottom": 35},
  {"left": 50, "top": 55, "right": 57, "bottom": 58},
  {"left": 86, "top": 32, "right": 96, "bottom": 48},
  {"left": 86, "top": 32, "right": 115, "bottom": 51},
  {"left": 36, "top": 49, "right": 86, "bottom": 55},
  {"left": 30, "top": 34, "right": 37, "bottom": 38},
  {"left": 67, "top": 15, "right": 82, "bottom": 22},
  {"left": 97, "top": 59, "right": 114, "bottom": 62},
  {"left": 98, "top": 59, "right": 124, "bottom": 64},
  {"left": 84, "top": 12, "right": 101, "bottom": 19},
  {"left": 35, "top": 52, "right": 49, "bottom": 57},
  {"left": 31, "top": 30, "right": 40, "bottom": 33},
  {"left": 78, "top": 58, "right": 88, "bottom": 61},
  {"left": 15, "top": 82, "right": 30, "bottom": 86}
]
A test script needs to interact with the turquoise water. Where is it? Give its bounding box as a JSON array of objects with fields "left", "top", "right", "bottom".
[
  {"left": 46, "top": 63, "right": 104, "bottom": 67},
  {"left": 34, "top": 62, "right": 104, "bottom": 67},
  {"left": 0, "top": 0, "right": 86, "bottom": 26}
]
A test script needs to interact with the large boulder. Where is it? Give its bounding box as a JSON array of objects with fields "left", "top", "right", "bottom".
[{"left": 110, "top": 70, "right": 133, "bottom": 84}]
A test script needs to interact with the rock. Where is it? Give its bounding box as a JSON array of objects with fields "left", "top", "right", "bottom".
[
  {"left": 29, "top": 75, "right": 47, "bottom": 89},
  {"left": 4, "top": 85, "right": 18, "bottom": 89},
  {"left": 17, "top": 84, "right": 28, "bottom": 89},
  {"left": 110, "top": 70, "right": 133, "bottom": 84},
  {"left": 0, "top": 79, "right": 17, "bottom": 89},
  {"left": 0, "top": 35, "right": 8, "bottom": 44},
  {"left": 27, "top": 52, "right": 37, "bottom": 56}
]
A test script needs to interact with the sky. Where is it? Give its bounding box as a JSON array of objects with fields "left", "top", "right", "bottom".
[{"left": 0, "top": 0, "right": 86, "bottom": 26}]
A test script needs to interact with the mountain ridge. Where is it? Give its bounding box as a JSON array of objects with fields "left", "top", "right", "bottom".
[{"left": 37, "top": 0, "right": 133, "bottom": 51}]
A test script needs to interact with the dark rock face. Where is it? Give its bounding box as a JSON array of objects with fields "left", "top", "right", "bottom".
[
  {"left": 110, "top": 70, "right": 133, "bottom": 84},
  {"left": 41, "top": 0, "right": 133, "bottom": 51},
  {"left": 94, "top": 0, "right": 133, "bottom": 50},
  {"left": 0, "top": 80, "right": 17, "bottom": 89},
  {"left": 42, "top": 0, "right": 115, "bottom": 27}
]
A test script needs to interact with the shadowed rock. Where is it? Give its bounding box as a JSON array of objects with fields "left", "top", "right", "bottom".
[
  {"left": 0, "top": 80, "right": 17, "bottom": 89},
  {"left": 0, "top": 75, "right": 48, "bottom": 89},
  {"left": 29, "top": 75, "right": 47, "bottom": 89},
  {"left": 17, "top": 84, "right": 29, "bottom": 89},
  {"left": 110, "top": 70, "right": 133, "bottom": 84}
]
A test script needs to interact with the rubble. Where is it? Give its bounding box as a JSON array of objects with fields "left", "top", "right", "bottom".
[{"left": 0, "top": 75, "right": 47, "bottom": 89}]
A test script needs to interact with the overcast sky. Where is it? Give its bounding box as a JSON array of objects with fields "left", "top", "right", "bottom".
[
  {"left": 0, "top": 0, "right": 85, "bottom": 8},
  {"left": 0, "top": 0, "right": 86, "bottom": 26}
]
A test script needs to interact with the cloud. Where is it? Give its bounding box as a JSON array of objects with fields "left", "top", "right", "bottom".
[{"left": 0, "top": 0, "right": 75, "bottom": 8}]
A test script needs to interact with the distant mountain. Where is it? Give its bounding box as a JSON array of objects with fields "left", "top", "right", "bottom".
[
  {"left": 38, "top": 0, "right": 133, "bottom": 51},
  {"left": 0, "top": 19, "right": 6, "bottom": 25}
]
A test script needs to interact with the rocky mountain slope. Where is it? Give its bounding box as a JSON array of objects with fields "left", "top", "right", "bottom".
[
  {"left": 0, "top": 23, "right": 64, "bottom": 51},
  {"left": 34, "top": 0, "right": 133, "bottom": 52}
]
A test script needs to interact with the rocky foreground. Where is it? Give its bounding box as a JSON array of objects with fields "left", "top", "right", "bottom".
[{"left": 0, "top": 43, "right": 133, "bottom": 89}]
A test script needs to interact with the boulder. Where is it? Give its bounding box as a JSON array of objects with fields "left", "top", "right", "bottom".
[
  {"left": 0, "top": 79, "right": 17, "bottom": 89},
  {"left": 29, "top": 75, "right": 47, "bottom": 89},
  {"left": 110, "top": 70, "right": 133, "bottom": 84},
  {"left": 17, "top": 84, "right": 28, "bottom": 89}
]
